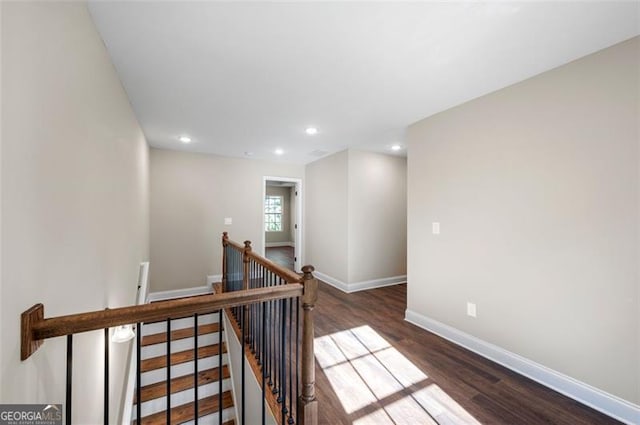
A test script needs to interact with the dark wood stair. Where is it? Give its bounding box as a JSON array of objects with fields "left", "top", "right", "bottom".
[
  {"left": 141, "top": 343, "right": 227, "bottom": 373},
  {"left": 135, "top": 365, "right": 231, "bottom": 404},
  {"left": 133, "top": 310, "right": 236, "bottom": 424},
  {"left": 133, "top": 390, "right": 235, "bottom": 425},
  {"left": 141, "top": 322, "right": 220, "bottom": 346}
]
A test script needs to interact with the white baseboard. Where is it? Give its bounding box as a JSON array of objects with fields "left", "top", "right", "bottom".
[
  {"left": 314, "top": 271, "right": 406, "bottom": 294},
  {"left": 147, "top": 285, "right": 212, "bottom": 302},
  {"left": 404, "top": 309, "right": 640, "bottom": 425},
  {"left": 265, "top": 241, "right": 294, "bottom": 248}
]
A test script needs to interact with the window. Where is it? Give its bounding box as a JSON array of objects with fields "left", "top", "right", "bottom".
[{"left": 265, "top": 195, "right": 283, "bottom": 232}]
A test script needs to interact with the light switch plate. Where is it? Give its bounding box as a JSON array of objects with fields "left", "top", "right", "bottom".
[
  {"left": 432, "top": 222, "right": 440, "bottom": 235},
  {"left": 224, "top": 217, "right": 232, "bottom": 225},
  {"left": 467, "top": 302, "right": 477, "bottom": 318}
]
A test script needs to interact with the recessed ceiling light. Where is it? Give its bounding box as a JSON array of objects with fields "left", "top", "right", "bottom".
[
  {"left": 179, "top": 136, "right": 192, "bottom": 143},
  {"left": 391, "top": 144, "right": 402, "bottom": 151},
  {"left": 275, "top": 148, "right": 284, "bottom": 155},
  {"left": 305, "top": 127, "right": 318, "bottom": 135}
]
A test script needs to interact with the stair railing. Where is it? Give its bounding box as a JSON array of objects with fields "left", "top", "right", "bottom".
[
  {"left": 20, "top": 236, "right": 318, "bottom": 425},
  {"left": 221, "top": 232, "right": 318, "bottom": 425}
]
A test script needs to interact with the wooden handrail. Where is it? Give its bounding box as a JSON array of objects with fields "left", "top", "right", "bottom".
[
  {"left": 223, "top": 236, "right": 302, "bottom": 284},
  {"left": 222, "top": 234, "right": 318, "bottom": 425},
  {"left": 21, "top": 284, "right": 303, "bottom": 360},
  {"left": 246, "top": 250, "right": 302, "bottom": 283},
  {"left": 223, "top": 232, "right": 246, "bottom": 252},
  {"left": 20, "top": 233, "right": 318, "bottom": 424}
]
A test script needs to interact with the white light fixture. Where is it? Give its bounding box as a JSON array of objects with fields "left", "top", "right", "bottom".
[
  {"left": 179, "top": 136, "right": 192, "bottom": 143},
  {"left": 391, "top": 144, "right": 402, "bottom": 151},
  {"left": 111, "top": 325, "right": 135, "bottom": 343},
  {"left": 305, "top": 127, "right": 318, "bottom": 135},
  {"left": 274, "top": 148, "right": 284, "bottom": 155}
]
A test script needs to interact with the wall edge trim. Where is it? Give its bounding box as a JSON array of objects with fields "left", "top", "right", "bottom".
[
  {"left": 265, "top": 242, "right": 295, "bottom": 248},
  {"left": 314, "top": 271, "right": 406, "bottom": 294},
  {"left": 147, "top": 285, "right": 213, "bottom": 302}
]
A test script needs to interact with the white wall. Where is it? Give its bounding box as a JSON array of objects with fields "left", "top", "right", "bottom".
[
  {"left": 150, "top": 148, "right": 304, "bottom": 291},
  {"left": 348, "top": 150, "right": 407, "bottom": 283},
  {"left": 305, "top": 149, "right": 407, "bottom": 289},
  {"left": 0, "top": 0, "right": 4, "bottom": 385},
  {"left": 305, "top": 150, "right": 349, "bottom": 283},
  {"left": 407, "top": 37, "right": 639, "bottom": 404},
  {"left": 223, "top": 313, "right": 276, "bottom": 425},
  {"left": 0, "top": 3, "right": 149, "bottom": 423}
]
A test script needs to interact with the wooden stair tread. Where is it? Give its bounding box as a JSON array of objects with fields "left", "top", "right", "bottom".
[
  {"left": 141, "top": 343, "right": 227, "bottom": 373},
  {"left": 135, "top": 366, "right": 231, "bottom": 403},
  {"left": 135, "top": 390, "right": 234, "bottom": 425},
  {"left": 142, "top": 323, "right": 220, "bottom": 346}
]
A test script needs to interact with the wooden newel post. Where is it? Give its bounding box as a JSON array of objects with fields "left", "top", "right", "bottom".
[
  {"left": 298, "top": 265, "right": 318, "bottom": 425},
  {"left": 242, "top": 240, "right": 252, "bottom": 344},
  {"left": 242, "top": 240, "right": 251, "bottom": 291},
  {"left": 221, "top": 232, "right": 229, "bottom": 292}
]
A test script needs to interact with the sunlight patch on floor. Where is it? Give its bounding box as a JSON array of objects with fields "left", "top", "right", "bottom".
[
  {"left": 322, "top": 360, "right": 378, "bottom": 414},
  {"left": 373, "top": 346, "right": 427, "bottom": 388},
  {"left": 385, "top": 395, "right": 439, "bottom": 425},
  {"left": 413, "top": 383, "right": 481, "bottom": 424},
  {"left": 315, "top": 325, "right": 481, "bottom": 424}
]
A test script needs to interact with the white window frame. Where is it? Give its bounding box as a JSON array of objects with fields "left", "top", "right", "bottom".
[{"left": 264, "top": 195, "right": 284, "bottom": 232}]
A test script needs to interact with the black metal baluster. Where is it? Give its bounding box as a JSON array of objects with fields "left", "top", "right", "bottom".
[
  {"left": 271, "top": 271, "right": 276, "bottom": 390},
  {"left": 104, "top": 328, "right": 109, "bottom": 425},
  {"left": 194, "top": 313, "right": 199, "bottom": 425},
  {"left": 266, "top": 271, "right": 272, "bottom": 388},
  {"left": 219, "top": 309, "right": 223, "bottom": 425},
  {"left": 273, "top": 274, "right": 279, "bottom": 396},
  {"left": 288, "top": 296, "right": 293, "bottom": 424},
  {"left": 257, "top": 264, "right": 261, "bottom": 358},
  {"left": 280, "top": 298, "right": 287, "bottom": 425},
  {"left": 136, "top": 323, "right": 141, "bottom": 423},
  {"left": 293, "top": 297, "right": 302, "bottom": 418},
  {"left": 66, "top": 334, "right": 72, "bottom": 425},
  {"left": 234, "top": 249, "right": 238, "bottom": 317},
  {"left": 251, "top": 263, "right": 255, "bottom": 355},
  {"left": 167, "top": 319, "right": 171, "bottom": 424},
  {"left": 257, "top": 264, "right": 261, "bottom": 366},
  {"left": 266, "top": 272, "right": 270, "bottom": 381},
  {"left": 241, "top": 303, "right": 246, "bottom": 425},
  {"left": 254, "top": 262, "right": 258, "bottom": 362},
  {"left": 262, "top": 300, "right": 267, "bottom": 425},
  {"left": 295, "top": 296, "right": 300, "bottom": 424}
]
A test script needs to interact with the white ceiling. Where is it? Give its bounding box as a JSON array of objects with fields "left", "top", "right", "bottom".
[{"left": 88, "top": 1, "right": 639, "bottom": 164}]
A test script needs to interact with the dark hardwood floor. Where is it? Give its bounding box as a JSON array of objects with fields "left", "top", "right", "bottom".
[
  {"left": 313, "top": 282, "right": 620, "bottom": 425},
  {"left": 266, "top": 246, "right": 295, "bottom": 271}
]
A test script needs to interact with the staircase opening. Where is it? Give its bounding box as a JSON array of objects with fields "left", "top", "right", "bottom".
[{"left": 20, "top": 233, "right": 318, "bottom": 425}]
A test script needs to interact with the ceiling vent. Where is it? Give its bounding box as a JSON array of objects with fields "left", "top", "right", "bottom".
[{"left": 309, "top": 150, "right": 329, "bottom": 157}]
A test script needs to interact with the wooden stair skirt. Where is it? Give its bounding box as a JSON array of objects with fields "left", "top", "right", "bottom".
[{"left": 132, "top": 312, "right": 237, "bottom": 425}]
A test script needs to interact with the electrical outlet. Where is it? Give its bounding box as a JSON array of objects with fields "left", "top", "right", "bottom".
[
  {"left": 224, "top": 217, "right": 232, "bottom": 225},
  {"left": 432, "top": 222, "right": 440, "bottom": 235},
  {"left": 467, "top": 302, "right": 477, "bottom": 318}
]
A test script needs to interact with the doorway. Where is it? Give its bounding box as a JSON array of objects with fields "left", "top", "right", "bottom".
[{"left": 262, "top": 176, "right": 303, "bottom": 272}]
